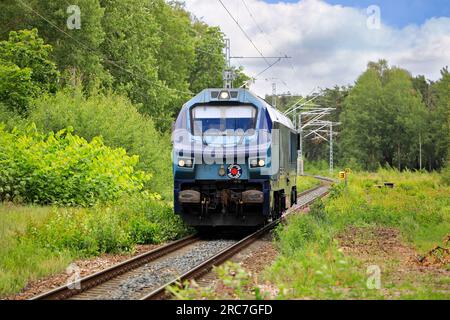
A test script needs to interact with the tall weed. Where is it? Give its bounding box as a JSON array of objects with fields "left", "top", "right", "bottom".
[{"left": 0, "top": 124, "right": 148, "bottom": 206}]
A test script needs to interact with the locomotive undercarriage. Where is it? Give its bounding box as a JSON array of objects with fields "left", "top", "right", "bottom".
[{"left": 177, "top": 181, "right": 268, "bottom": 227}]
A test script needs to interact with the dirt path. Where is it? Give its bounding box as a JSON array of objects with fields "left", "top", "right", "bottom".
[{"left": 337, "top": 226, "right": 450, "bottom": 299}]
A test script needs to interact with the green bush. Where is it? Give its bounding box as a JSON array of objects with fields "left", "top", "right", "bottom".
[
  {"left": 30, "top": 86, "right": 173, "bottom": 198},
  {"left": 0, "top": 124, "right": 149, "bottom": 206},
  {"left": 0, "top": 103, "right": 27, "bottom": 130}
]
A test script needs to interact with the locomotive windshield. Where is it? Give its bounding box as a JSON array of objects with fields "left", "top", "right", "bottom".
[{"left": 191, "top": 105, "right": 257, "bottom": 135}]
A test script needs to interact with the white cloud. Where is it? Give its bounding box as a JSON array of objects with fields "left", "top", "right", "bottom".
[{"left": 184, "top": 0, "right": 450, "bottom": 96}]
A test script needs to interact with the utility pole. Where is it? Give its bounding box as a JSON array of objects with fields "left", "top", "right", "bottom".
[
  {"left": 223, "top": 35, "right": 292, "bottom": 90},
  {"left": 298, "top": 113, "right": 303, "bottom": 175},
  {"left": 265, "top": 78, "right": 291, "bottom": 108},
  {"left": 272, "top": 82, "right": 277, "bottom": 108},
  {"left": 223, "top": 38, "right": 234, "bottom": 88},
  {"left": 329, "top": 122, "right": 333, "bottom": 174}
]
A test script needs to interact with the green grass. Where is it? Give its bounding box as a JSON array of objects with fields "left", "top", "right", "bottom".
[
  {"left": 296, "top": 176, "right": 321, "bottom": 193},
  {"left": 303, "top": 160, "right": 336, "bottom": 178},
  {"left": 0, "top": 204, "right": 73, "bottom": 296},
  {"left": 266, "top": 201, "right": 382, "bottom": 299},
  {"left": 324, "top": 169, "right": 450, "bottom": 251},
  {"left": 0, "top": 194, "right": 188, "bottom": 297},
  {"left": 268, "top": 169, "right": 450, "bottom": 299}
]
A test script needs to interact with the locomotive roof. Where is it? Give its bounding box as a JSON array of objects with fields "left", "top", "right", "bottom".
[{"left": 184, "top": 88, "right": 295, "bottom": 131}]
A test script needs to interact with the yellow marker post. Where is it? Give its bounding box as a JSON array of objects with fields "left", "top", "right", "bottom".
[{"left": 339, "top": 171, "right": 348, "bottom": 191}]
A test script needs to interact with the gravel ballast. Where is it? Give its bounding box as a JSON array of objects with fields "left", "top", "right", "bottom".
[{"left": 91, "top": 240, "right": 237, "bottom": 300}]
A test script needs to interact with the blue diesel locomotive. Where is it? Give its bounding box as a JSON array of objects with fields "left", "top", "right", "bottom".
[{"left": 173, "top": 88, "right": 298, "bottom": 228}]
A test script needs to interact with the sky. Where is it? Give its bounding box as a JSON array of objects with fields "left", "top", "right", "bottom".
[
  {"left": 184, "top": 0, "right": 450, "bottom": 96},
  {"left": 265, "top": 0, "right": 450, "bottom": 27}
]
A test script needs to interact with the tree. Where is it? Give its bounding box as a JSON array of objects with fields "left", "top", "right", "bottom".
[
  {"left": 0, "top": 1, "right": 28, "bottom": 40},
  {"left": 340, "top": 60, "right": 429, "bottom": 170},
  {"left": 426, "top": 67, "right": 450, "bottom": 170},
  {"left": 301, "top": 86, "right": 349, "bottom": 162},
  {"left": 340, "top": 68, "right": 384, "bottom": 170},
  {"left": 99, "top": 0, "right": 173, "bottom": 121},
  {"left": 189, "top": 21, "right": 225, "bottom": 94},
  {"left": 0, "top": 29, "right": 58, "bottom": 114},
  {"left": 149, "top": 0, "right": 195, "bottom": 117},
  {"left": 0, "top": 0, "right": 108, "bottom": 87},
  {"left": 0, "top": 29, "right": 59, "bottom": 93}
]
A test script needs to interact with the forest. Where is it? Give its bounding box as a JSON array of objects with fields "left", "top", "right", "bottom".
[{"left": 271, "top": 60, "right": 449, "bottom": 172}]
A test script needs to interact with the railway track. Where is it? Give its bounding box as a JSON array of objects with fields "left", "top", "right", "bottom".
[{"left": 31, "top": 178, "right": 332, "bottom": 300}]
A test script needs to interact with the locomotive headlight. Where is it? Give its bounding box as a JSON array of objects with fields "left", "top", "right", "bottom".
[
  {"left": 178, "top": 158, "right": 193, "bottom": 168},
  {"left": 250, "top": 158, "right": 266, "bottom": 168},
  {"left": 219, "top": 90, "right": 230, "bottom": 100}
]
